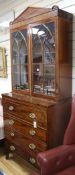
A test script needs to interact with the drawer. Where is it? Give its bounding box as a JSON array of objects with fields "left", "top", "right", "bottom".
[
  {"left": 5, "top": 130, "right": 47, "bottom": 153},
  {"left": 5, "top": 140, "right": 39, "bottom": 168},
  {"left": 4, "top": 115, "right": 47, "bottom": 142},
  {"left": 3, "top": 101, "right": 47, "bottom": 128}
]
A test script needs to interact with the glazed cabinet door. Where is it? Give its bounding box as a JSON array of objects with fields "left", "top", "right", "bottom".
[
  {"left": 11, "top": 28, "right": 29, "bottom": 93},
  {"left": 31, "top": 21, "right": 57, "bottom": 96}
]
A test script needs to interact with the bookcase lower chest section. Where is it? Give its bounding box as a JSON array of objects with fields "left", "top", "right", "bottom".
[
  {"left": 3, "top": 98, "right": 48, "bottom": 167},
  {"left": 3, "top": 95, "right": 71, "bottom": 167}
]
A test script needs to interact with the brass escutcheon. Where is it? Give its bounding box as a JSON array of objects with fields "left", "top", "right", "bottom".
[
  {"left": 10, "top": 145, "right": 15, "bottom": 151},
  {"left": 10, "top": 132, "right": 15, "bottom": 137},
  {"left": 9, "top": 105, "right": 14, "bottom": 111},
  {"left": 29, "top": 130, "right": 36, "bottom": 136},
  {"left": 29, "top": 143, "right": 36, "bottom": 150},
  {"left": 29, "top": 157, "right": 36, "bottom": 164},
  {"left": 29, "top": 113, "right": 36, "bottom": 119},
  {"left": 9, "top": 119, "right": 14, "bottom": 125}
]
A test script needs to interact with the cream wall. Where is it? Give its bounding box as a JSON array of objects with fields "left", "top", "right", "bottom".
[
  {"left": 0, "top": 32, "right": 12, "bottom": 97},
  {"left": 0, "top": 0, "right": 75, "bottom": 97}
]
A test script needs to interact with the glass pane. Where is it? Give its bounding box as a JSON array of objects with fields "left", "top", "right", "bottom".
[
  {"left": 44, "top": 51, "right": 55, "bottom": 64},
  {"left": 12, "top": 40, "right": 18, "bottom": 65},
  {"left": 43, "top": 22, "right": 55, "bottom": 64},
  {"left": 12, "top": 29, "right": 29, "bottom": 90},
  {"left": 33, "top": 64, "right": 43, "bottom": 93},
  {"left": 19, "top": 30, "right": 28, "bottom": 64},
  {"left": 20, "top": 65, "right": 28, "bottom": 89},
  {"left": 12, "top": 65, "right": 20, "bottom": 89},
  {"left": 43, "top": 65, "right": 55, "bottom": 95},
  {"left": 32, "top": 21, "right": 56, "bottom": 95},
  {"left": 32, "top": 26, "right": 42, "bottom": 63}
]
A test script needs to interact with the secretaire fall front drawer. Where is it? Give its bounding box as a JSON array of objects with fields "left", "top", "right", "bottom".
[
  {"left": 3, "top": 101, "right": 47, "bottom": 128},
  {"left": 4, "top": 114, "right": 47, "bottom": 142}
]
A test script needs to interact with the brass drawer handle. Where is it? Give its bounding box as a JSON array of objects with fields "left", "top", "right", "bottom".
[
  {"left": 9, "top": 105, "right": 14, "bottom": 111},
  {"left": 29, "top": 143, "right": 36, "bottom": 150},
  {"left": 9, "top": 119, "right": 14, "bottom": 125},
  {"left": 10, "top": 145, "right": 15, "bottom": 151},
  {"left": 10, "top": 132, "right": 15, "bottom": 137},
  {"left": 9, "top": 153, "right": 13, "bottom": 158},
  {"left": 29, "top": 130, "right": 36, "bottom": 136},
  {"left": 29, "top": 113, "right": 36, "bottom": 119},
  {"left": 29, "top": 157, "right": 36, "bottom": 164}
]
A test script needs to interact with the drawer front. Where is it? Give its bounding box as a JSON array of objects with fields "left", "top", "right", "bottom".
[
  {"left": 5, "top": 140, "right": 38, "bottom": 168},
  {"left": 5, "top": 130, "right": 47, "bottom": 153},
  {"left": 3, "top": 101, "right": 47, "bottom": 128},
  {"left": 4, "top": 115, "right": 47, "bottom": 142}
]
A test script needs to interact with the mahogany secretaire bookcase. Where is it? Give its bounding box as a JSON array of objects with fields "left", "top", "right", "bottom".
[{"left": 2, "top": 6, "right": 73, "bottom": 168}]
